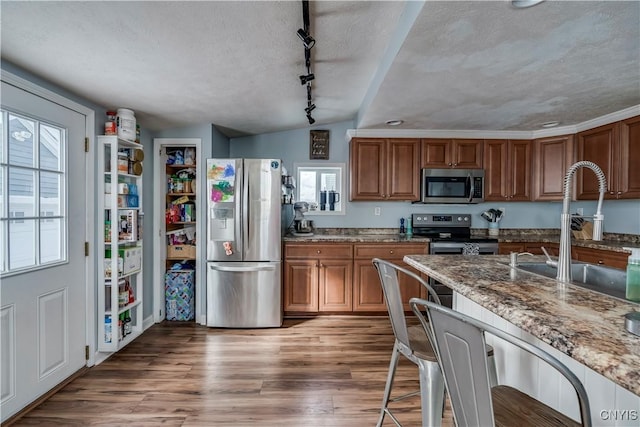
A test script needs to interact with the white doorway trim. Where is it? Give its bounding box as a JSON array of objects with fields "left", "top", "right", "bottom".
[
  {"left": 1, "top": 70, "right": 96, "bottom": 366},
  {"left": 152, "top": 138, "right": 205, "bottom": 325}
]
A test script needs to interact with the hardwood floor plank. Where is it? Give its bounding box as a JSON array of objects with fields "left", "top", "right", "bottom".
[{"left": 10, "top": 316, "right": 453, "bottom": 426}]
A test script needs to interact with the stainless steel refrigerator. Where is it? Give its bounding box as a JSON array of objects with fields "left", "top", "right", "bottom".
[{"left": 206, "top": 158, "right": 282, "bottom": 327}]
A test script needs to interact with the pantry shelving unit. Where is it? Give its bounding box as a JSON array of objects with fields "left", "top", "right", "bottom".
[{"left": 97, "top": 135, "right": 144, "bottom": 352}]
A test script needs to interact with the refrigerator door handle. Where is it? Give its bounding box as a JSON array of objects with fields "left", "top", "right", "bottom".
[
  {"left": 208, "top": 264, "right": 276, "bottom": 273},
  {"left": 243, "top": 168, "right": 250, "bottom": 257}
]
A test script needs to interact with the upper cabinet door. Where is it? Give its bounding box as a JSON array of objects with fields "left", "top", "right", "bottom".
[
  {"left": 420, "top": 138, "right": 452, "bottom": 168},
  {"left": 532, "top": 135, "right": 575, "bottom": 201},
  {"left": 451, "top": 139, "right": 483, "bottom": 169},
  {"left": 483, "top": 139, "right": 508, "bottom": 200},
  {"left": 576, "top": 123, "right": 618, "bottom": 200},
  {"left": 619, "top": 115, "right": 640, "bottom": 199},
  {"left": 387, "top": 138, "right": 420, "bottom": 200},
  {"left": 350, "top": 138, "right": 386, "bottom": 200},
  {"left": 508, "top": 140, "right": 532, "bottom": 201}
]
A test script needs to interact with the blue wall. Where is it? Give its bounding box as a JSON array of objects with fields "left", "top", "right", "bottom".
[{"left": 231, "top": 121, "right": 640, "bottom": 235}]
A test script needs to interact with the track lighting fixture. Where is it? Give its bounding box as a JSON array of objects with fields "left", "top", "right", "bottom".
[
  {"left": 298, "top": 0, "right": 317, "bottom": 126},
  {"left": 299, "top": 73, "right": 315, "bottom": 85},
  {"left": 297, "top": 28, "right": 316, "bottom": 49}
]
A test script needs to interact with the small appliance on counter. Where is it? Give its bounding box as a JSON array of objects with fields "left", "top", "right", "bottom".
[{"left": 292, "top": 201, "right": 314, "bottom": 236}]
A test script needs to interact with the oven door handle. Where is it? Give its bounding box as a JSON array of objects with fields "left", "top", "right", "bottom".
[{"left": 467, "top": 173, "right": 474, "bottom": 202}]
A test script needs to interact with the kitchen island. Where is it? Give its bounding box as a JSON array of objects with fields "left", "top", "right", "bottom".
[{"left": 404, "top": 254, "right": 640, "bottom": 424}]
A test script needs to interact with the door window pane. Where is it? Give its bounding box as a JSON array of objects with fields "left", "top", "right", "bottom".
[
  {"left": 8, "top": 114, "right": 35, "bottom": 167},
  {"left": 9, "top": 168, "right": 35, "bottom": 217},
  {"left": 9, "top": 218, "right": 36, "bottom": 270},
  {"left": 1, "top": 109, "right": 68, "bottom": 274},
  {"left": 40, "top": 171, "right": 61, "bottom": 216},
  {"left": 40, "top": 124, "right": 62, "bottom": 171},
  {"left": 40, "top": 218, "right": 64, "bottom": 264}
]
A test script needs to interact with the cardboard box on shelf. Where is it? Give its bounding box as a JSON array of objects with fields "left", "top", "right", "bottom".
[{"left": 167, "top": 245, "right": 196, "bottom": 259}]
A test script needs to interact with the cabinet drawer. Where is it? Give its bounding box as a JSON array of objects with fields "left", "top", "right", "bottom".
[
  {"left": 354, "top": 243, "right": 427, "bottom": 259},
  {"left": 285, "top": 243, "right": 353, "bottom": 259}
]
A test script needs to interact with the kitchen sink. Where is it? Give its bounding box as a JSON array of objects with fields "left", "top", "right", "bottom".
[{"left": 508, "top": 261, "right": 628, "bottom": 301}]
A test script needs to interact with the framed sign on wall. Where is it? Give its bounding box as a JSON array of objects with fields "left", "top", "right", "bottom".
[{"left": 309, "top": 130, "right": 330, "bottom": 160}]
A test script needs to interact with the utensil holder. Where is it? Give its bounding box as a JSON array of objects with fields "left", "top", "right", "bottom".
[{"left": 488, "top": 222, "right": 499, "bottom": 236}]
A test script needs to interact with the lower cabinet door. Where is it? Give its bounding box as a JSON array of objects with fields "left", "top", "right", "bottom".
[
  {"left": 283, "top": 259, "right": 319, "bottom": 312},
  {"left": 353, "top": 260, "right": 387, "bottom": 312},
  {"left": 319, "top": 259, "right": 353, "bottom": 312}
]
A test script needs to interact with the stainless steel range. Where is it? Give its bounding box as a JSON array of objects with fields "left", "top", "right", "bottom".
[{"left": 411, "top": 213, "right": 499, "bottom": 307}]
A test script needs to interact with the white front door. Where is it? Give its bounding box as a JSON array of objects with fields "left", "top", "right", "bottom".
[{"left": 1, "top": 80, "right": 88, "bottom": 422}]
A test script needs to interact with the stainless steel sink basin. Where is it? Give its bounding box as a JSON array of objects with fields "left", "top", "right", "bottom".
[{"left": 509, "top": 261, "right": 628, "bottom": 300}]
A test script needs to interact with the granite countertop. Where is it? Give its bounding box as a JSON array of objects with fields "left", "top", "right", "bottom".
[
  {"left": 283, "top": 228, "right": 639, "bottom": 252},
  {"left": 403, "top": 254, "right": 640, "bottom": 396}
]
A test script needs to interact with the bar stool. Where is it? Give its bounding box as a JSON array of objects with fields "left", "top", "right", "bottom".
[
  {"left": 372, "top": 258, "right": 497, "bottom": 427},
  {"left": 410, "top": 298, "right": 592, "bottom": 427}
]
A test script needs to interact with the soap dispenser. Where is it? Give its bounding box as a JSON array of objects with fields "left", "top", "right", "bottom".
[{"left": 624, "top": 247, "right": 640, "bottom": 302}]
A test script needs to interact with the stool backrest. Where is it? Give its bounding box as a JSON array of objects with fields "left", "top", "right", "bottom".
[
  {"left": 410, "top": 298, "right": 592, "bottom": 427},
  {"left": 372, "top": 258, "right": 440, "bottom": 351}
]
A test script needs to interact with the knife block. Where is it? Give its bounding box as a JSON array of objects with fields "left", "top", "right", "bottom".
[{"left": 572, "top": 221, "right": 593, "bottom": 240}]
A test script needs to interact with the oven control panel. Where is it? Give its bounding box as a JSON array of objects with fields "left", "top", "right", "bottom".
[{"left": 412, "top": 213, "right": 471, "bottom": 227}]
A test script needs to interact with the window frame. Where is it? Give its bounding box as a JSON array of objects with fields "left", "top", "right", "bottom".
[{"left": 294, "top": 162, "right": 346, "bottom": 216}]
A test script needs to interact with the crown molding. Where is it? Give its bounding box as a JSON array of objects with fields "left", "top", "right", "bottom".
[{"left": 345, "top": 105, "right": 640, "bottom": 142}]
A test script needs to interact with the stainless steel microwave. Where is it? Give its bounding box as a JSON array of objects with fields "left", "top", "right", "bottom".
[{"left": 420, "top": 168, "right": 485, "bottom": 204}]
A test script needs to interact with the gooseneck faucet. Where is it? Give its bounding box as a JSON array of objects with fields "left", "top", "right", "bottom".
[{"left": 557, "top": 161, "right": 607, "bottom": 283}]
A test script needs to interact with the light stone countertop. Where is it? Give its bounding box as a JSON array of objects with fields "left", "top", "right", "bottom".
[{"left": 403, "top": 254, "right": 640, "bottom": 396}]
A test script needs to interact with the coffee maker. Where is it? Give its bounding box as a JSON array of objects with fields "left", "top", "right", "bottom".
[{"left": 293, "top": 202, "right": 314, "bottom": 235}]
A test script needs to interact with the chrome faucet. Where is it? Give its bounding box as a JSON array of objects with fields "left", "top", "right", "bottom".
[{"left": 557, "top": 161, "right": 607, "bottom": 283}]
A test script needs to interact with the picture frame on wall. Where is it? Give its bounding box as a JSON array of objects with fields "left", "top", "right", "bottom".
[{"left": 309, "top": 130, "right": 330, "bottom": 160}]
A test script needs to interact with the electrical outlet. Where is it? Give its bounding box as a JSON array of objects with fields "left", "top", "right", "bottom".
[
  {"left": 577, "top": 208, "right": 584, "bottom": 215},
  {"left": 374, "top": 207, "right": 381, "bottom": 216}
]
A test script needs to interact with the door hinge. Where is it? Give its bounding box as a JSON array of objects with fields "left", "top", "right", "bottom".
[
  {"left": 84, "top": 137, "right": 90, "bottom": 152},
  {"left": 85, "top": 345, "right": 90, "bottom": 361},
  {"left": 84, "top": 241, "right": 89, "bottom": 256}
]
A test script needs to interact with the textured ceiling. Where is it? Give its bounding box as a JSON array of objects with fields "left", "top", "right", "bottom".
[{"left": 1, "top": 1, "right": 639, "bottom": 137}]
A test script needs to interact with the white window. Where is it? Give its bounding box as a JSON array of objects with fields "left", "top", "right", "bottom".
[
  {"left": 0, "top": 110, "right": 66, "bottom": 274},
  {"left": 295, "top": 163, "right": 345, "bottom": 215}
]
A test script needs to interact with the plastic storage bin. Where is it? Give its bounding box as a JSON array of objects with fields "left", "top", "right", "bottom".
[{"left": 165, "top": 270, "right": 195, "bottom": 321}]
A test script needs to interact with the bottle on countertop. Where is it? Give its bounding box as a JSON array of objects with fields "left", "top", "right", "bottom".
[
  {"left": 624, "top": 247, "right": 640, "bottom": 302},
  {"left": 399, "top": 218, "right": 405, "bottom": 237},
  {"left": 406, "top": 217, "right": 413, "bottom": 238}
]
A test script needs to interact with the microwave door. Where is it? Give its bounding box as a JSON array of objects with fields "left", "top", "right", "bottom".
[{"left": 467, "top": 172, "right": 474, "bottom": 202}]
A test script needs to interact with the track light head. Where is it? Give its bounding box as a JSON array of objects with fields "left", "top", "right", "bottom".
[
  {"left": 307, "top": 114, "right": 315, "bottom": 125},
  {"left": 299, "top": 73, "right": 315, "bottom": 85},
  {"left": 297, "top": 28, "right": 316, "bottom": 49},
  {"left": 305, "top": 104, "right": 316, "bottom": 114}
]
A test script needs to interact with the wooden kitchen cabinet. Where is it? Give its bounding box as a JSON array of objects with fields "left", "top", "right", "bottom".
[
  {"left": 498, "top": 242, "right": 558, "bottom": 256},
  {"left": 532, "top": 135, "right": 575, "bottom": 201},
  {"left": 350, "top": 138, "right": 420, "bottom": 201},
  {"left": 484, "top": 139, "right": 532, "bottom": 201},
  {"left": 420, "top": 138, "right": 483, "bottom": 169},
  {"left": 283, "top": 243, "right": 353, "bottom": 313},
  {"left": 575, "top": 117, "right": 640, "bottom": 200},
  {"left": 352, "top": 243, "right": 428, "bottom": 312},
  {"left": 572, "top": 246, "right": 628, "bottom": 270}
]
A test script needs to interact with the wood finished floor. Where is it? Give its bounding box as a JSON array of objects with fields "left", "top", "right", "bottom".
[{"left": 12, "top": 316, "right": 454, "bottom": 426}]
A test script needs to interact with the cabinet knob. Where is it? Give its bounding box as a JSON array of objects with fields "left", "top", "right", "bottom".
[
  {"left": 453, "top": 163, "right": 458, "bottom": 167},
  {"left": 448, "top": 162, "right": 453, "bottom": 166},
  {"left": 389, "top": 250, "right": 394, "bottom": 254},
  {"left": 319, "top": 263, "right": 324, "bottom": 268},
  {"left": 610, "top": 191, "right": 615, "bottom": 195},
  {"left": 617, "top": 191, "right": 622, "bottom": 195},
  {"left": 317, "top": 250, "right": 321, "bottom": 254},
  {"left": 598, "top": 260, "right": 604, "bottom": 265}
]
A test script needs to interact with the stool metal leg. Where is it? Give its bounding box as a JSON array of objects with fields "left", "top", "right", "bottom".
[
  {"left": 377, "top": 341, "right": 401, "bottom": 427},
  {"left": 417, "top": 359, "right": 445, "bottom": 427}
]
